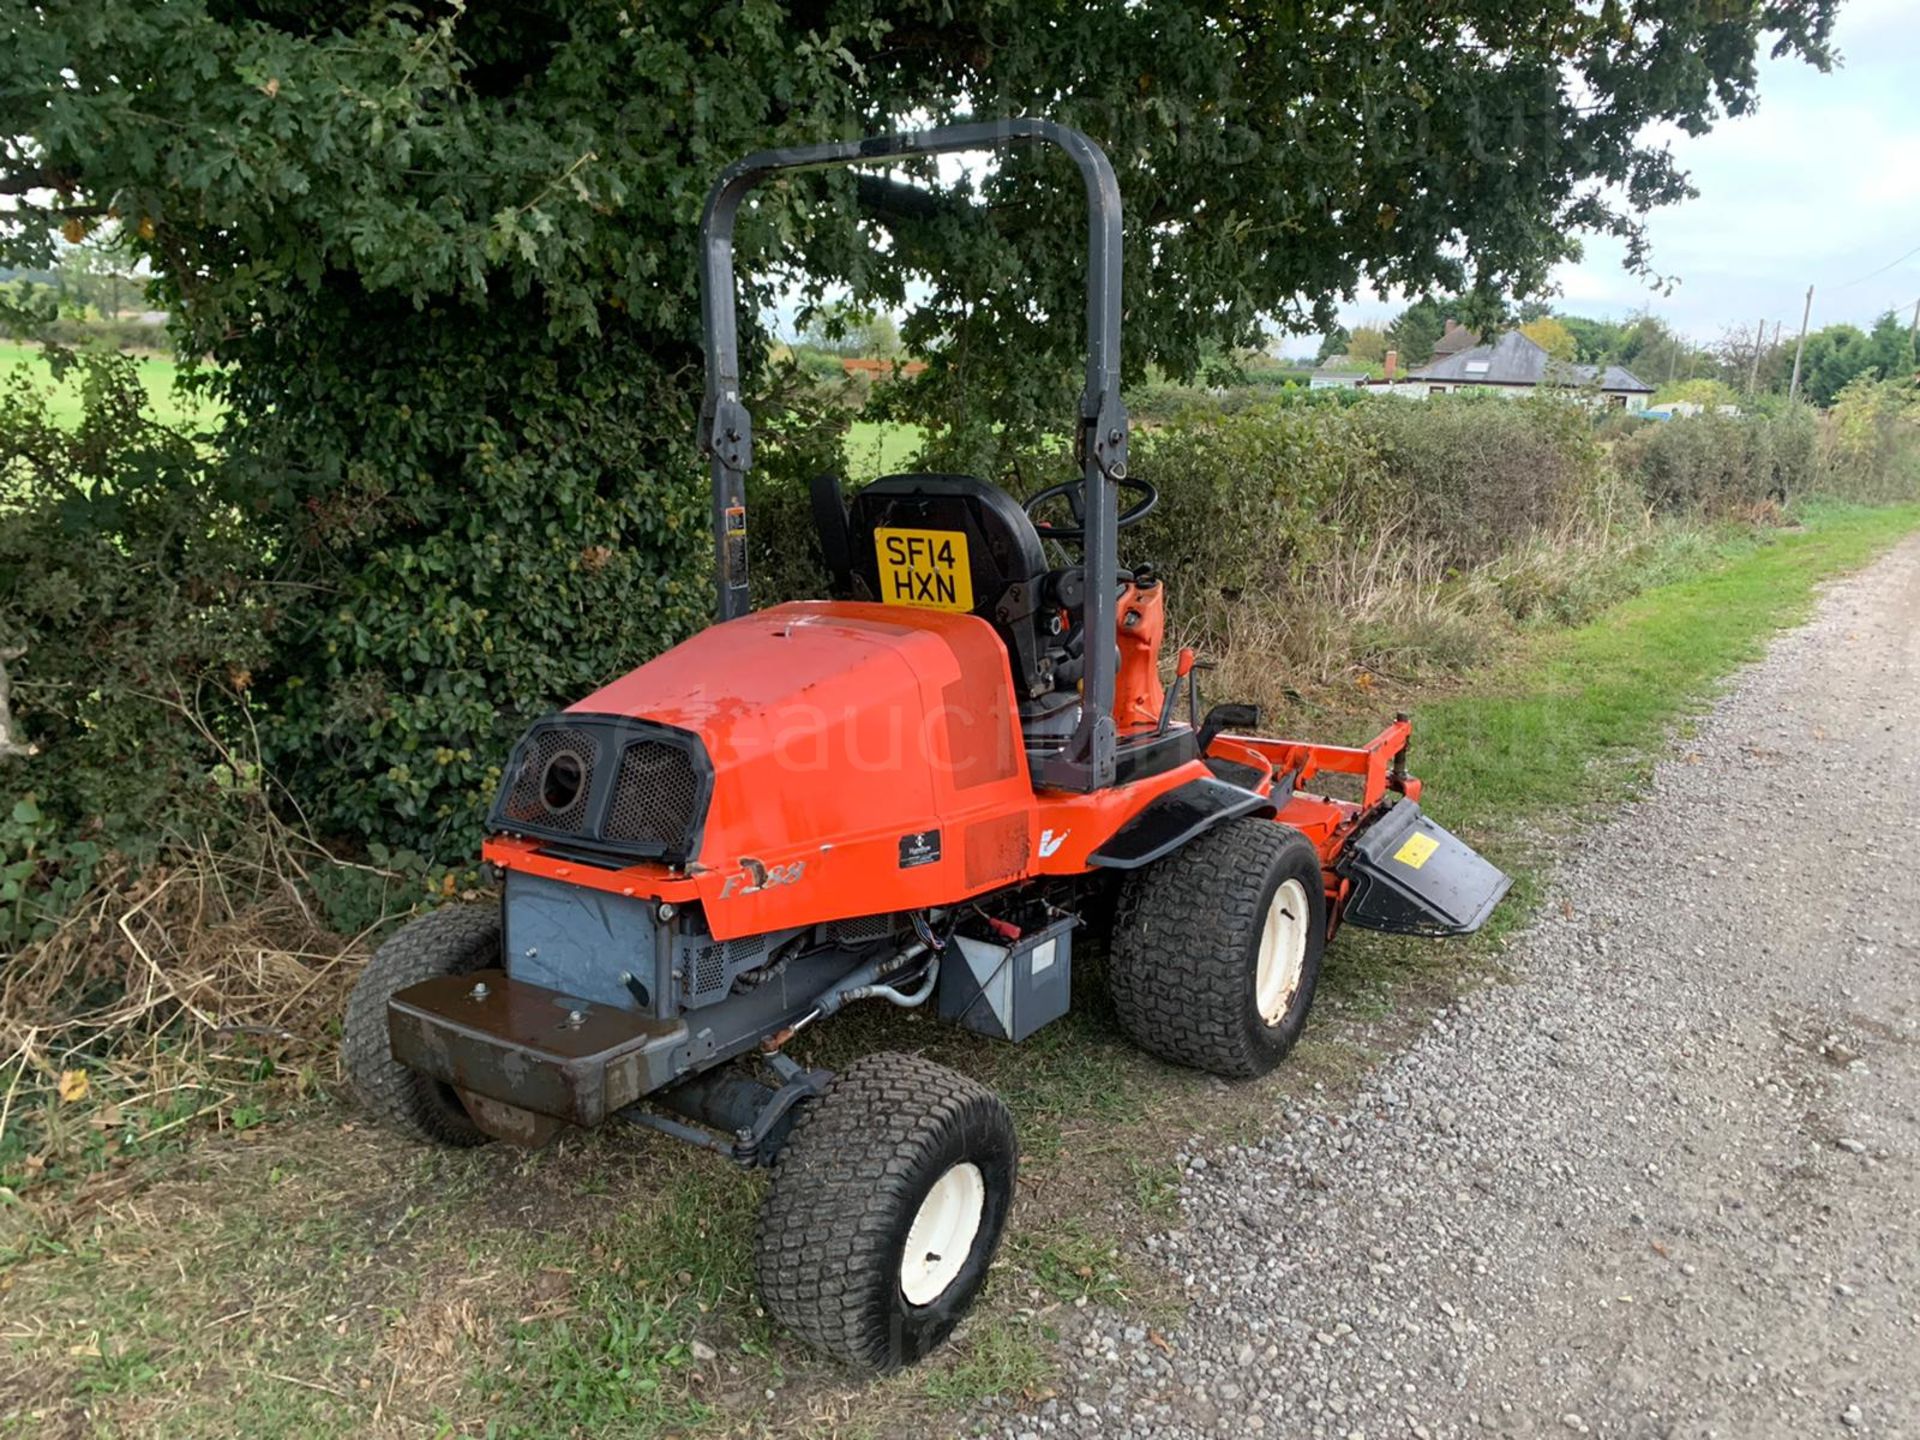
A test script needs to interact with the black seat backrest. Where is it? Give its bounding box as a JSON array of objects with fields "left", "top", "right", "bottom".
[{"left": 844, "top": 474, "right": 1051, "bottom": 698}]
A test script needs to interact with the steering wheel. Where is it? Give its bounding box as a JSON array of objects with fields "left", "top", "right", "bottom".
[{"left": 1022, "top": 475, "right": 1159, "bottom": 542}]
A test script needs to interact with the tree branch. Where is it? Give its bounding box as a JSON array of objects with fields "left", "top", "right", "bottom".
[
  {"left": 0, "top": 646, "right": 38, "bottom": 761},
  {"left": 855, "top": 173, "right": 969, "bottom": 227},
  {"left": 0, "top": 166, "right": 75, "bottom": 196}
]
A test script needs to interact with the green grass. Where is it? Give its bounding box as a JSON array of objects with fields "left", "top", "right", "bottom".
[
  {"left": 0, "top": 338, "right": 216, "bottom": 430},
  {"left": 1011, "top": 1220, "right": 1131, "bottom": 1306},
  {"left": 844, "top": 419, "right": 923, "bottom": 481},
  {"left": 916, "top": 1315, "right": 1054, "bottom": 1405},
  {"left": 1417, "top": 500, "right": 1920, "bottom": 847},
  {"left": 1, "top": 338, "right": 920, "bottom": 480}
]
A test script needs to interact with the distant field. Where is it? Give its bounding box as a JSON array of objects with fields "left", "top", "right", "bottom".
[
  {"left": 0, "top": 339, "right": 217, "bottom": 429},
  {"left": 1, "top": 339, "right": 924, "bottom": 474},
  {"left": 845, "top": 418, "right": 924, "bottom": 480}
]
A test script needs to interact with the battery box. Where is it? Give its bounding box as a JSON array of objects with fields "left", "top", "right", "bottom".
[{"left": 936, "top": 917, "right": 1075, "bottom": 1043}]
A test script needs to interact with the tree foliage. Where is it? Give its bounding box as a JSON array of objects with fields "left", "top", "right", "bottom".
[
  {"left": 1519, "top": 315, "right": 1577, "bottom": 362},
  {"left": 1796, "top": 313, "right": 1917, "bottom": 407},
  {"left": 1346, "top": 326, "right": 1390, "bottom": 366},
  {"left": 799, "top": 302, "right": 902, "bottom": 358},
  {"left": 0, "top": 0, "right": 1841, "bottom": 860},
  {"left": 1383, "top": 296, "right": 1479, "bottom": 369},
  {"left": 1552, "top": 312, "right": 1709, "bottom": 388}
]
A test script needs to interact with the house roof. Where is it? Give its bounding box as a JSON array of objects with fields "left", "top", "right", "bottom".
[
  {"left": 1431, "top": 319, "right": 1479, "bottom": 357},
  {"left": 1410, "top": 331, "right": 1654, "bottom": 392},
  {"left": 1593, "top": 364, "right": 1655, "bottom": 392}
]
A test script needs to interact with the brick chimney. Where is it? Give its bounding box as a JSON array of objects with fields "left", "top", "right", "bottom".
[{"left": 1384, "top": 349, "right": 1398, "bottom": 381}]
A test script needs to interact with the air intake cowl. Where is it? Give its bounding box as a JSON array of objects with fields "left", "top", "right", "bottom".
[{"left": 488, "top": 713, "right": 712, "bottom": 865}]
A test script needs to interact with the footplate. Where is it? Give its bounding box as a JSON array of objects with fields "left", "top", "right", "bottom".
[
  {"left": 388, "top": 969, "right": 686, "bottom": 1127},
  {"left": 1336, "top": 802, "right": 1510, "bottom": 937}
]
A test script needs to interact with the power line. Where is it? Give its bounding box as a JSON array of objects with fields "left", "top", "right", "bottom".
[{"left": 1835, "top": 240, "right": 1920, "bottom": 290}]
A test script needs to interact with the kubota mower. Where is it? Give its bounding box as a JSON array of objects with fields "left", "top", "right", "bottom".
[{"left": 343, "top": 119, "right": 1510, "bottom": 1372}]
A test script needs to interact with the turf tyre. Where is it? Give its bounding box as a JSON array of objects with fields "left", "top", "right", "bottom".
[
  {"left": 755, "top": 1051, "right": 1018, "bottom": 1372},
  {"left": 1108, "top": 817, "right": 1326, "bottom": 1078},
  {"left": 342, "top": 903, "right": 501, "bottom": 1147}
]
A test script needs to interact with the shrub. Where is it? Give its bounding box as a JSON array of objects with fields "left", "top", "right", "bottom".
[
  {"left": 0, "top": 350, "right": 271, "bottom": 946},
  {"left": 1821, "top": 377, "right": 1920, "bottom": 503},
  {"left": 750, "top": 392, "right": 1648, "bottom": 691},
  {"left": 228, "top": 302, "right": 715, "bottom": 859},
  {"left": 1127, "top": 402, "right": 1380, "bottom": 641},
  {"left": 1614, "top": 407, "right": 1818, "bottom": 511},
  {"left": 1346, "top": 393, "right": 1604, "bottom": 564}
]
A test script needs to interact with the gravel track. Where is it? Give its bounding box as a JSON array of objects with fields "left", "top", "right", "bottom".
[{"left": 995, "top": 535, "right": 1920, "bottom": 1440}]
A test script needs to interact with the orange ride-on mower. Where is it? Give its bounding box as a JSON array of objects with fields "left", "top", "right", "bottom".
[{"left": 342, "top": 119, "right": 1510, "bottom": 1371}]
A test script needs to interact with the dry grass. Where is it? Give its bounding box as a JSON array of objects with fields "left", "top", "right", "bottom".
[
  {"left": 0, "top": 825, "right": 393, "bottom": 1198},
  {"left": 1193, "top": 485, "right": 1800, "bottom": 735}
]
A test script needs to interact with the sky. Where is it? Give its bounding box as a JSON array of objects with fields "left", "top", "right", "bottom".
[{"left": 1285, "top": 0, "right": 1920, "bottom": 356}]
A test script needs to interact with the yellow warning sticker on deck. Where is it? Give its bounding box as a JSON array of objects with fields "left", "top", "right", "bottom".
[
  {"left": 875, "top": 527, "right": 974, "bottom": 612},
  {"left": 1393, "top": 831, "right": 1440, "bottom": 870}
]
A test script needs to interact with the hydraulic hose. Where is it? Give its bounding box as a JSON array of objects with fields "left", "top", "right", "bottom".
[{"left": 841, "top": 955, "right": 941, "bottom": 1009}]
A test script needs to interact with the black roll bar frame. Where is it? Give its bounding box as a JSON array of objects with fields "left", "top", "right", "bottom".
[{"left": 696, "top": 118, "right": 1127, "bottom": 792}]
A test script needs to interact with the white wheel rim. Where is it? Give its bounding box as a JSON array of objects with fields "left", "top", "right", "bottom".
[
  {"left": 1255, "top": 877, "right": 1311, "bottom": 1025},
  {"left": 900, "top": 1161, "right": 986, "bottom": 1306}
]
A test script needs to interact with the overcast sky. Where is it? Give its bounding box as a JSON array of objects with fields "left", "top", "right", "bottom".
[{"left": 1288, "top": 0, "right": 1920, "bottom": 356}]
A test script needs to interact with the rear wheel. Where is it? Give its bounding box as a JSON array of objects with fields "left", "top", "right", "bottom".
[
  {"left": 755, "top": 1052, "right": 1018, "bottom": 1372},
  {"left": 342, "top": 903, "right": 500, "bottom": 1146},
  {"left": 1108, "top": 818, "right": 1326, "bottom": 1078}
]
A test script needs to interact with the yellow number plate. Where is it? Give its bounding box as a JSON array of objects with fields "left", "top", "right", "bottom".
[{"left": 874, "top": 527, "right": 974, "bottom": 612}]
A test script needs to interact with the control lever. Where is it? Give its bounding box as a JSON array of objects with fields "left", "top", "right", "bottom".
[{"left": 1156, "top": 648, "right": 1197, "bottom": 736}]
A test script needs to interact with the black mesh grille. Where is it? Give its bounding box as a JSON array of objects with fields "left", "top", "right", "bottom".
[
  {"left": 489, "top": 715, "right": 709, "bottom": 863},
  {"left": 687, "top": 934, "right": 766, "bottom": 1001},
  {"left": 832, "top": 913, "right": 899, "bottom": 945},
  {"left": 692, "top": 943, "right": 728, "bottom": 997},
  {"left": 604, "top": 741, "right": 699, "bottom": 847},
  {"left": 500, "top": 727, "right": 595, "bottom": 830}
]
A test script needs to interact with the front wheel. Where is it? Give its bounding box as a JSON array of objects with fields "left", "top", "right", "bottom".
[
  {"left": 1107, "top": 817, "right": 1327, "bottom": 1078},
  {"left": 754, "top": 1052, "right": 1018, "bottom": 1372},
  {"left": 342, "top": 903, "right": 500, "bottom": 1146}
]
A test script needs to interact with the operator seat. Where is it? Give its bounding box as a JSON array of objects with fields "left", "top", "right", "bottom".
[{"left": 835, "top": 473, "right": 1059, "bottom": 703}]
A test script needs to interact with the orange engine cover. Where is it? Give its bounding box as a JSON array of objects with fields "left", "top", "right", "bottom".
[{"left": 552, "top": 601, "right": 1039, "bottom": 938}]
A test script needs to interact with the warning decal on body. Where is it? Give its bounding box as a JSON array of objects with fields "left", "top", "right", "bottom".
[
  {"left": 1393, "top": 831, "right": 1440, "bottom": 870},
  {"left": 724, "top": 504, "right": 749, "bottom": 583}
]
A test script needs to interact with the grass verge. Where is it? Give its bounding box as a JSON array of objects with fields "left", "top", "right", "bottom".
[
  {"left": 2, "top": 500, "right": 1916, "bottom": 1438},
  {"left": 1421, "top": 499, "right": 1920, "bottom": 843}
]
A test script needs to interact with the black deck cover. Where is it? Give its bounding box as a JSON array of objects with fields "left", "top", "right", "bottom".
[{"left": 1337, "top": 801, "right": 1511, "bottom": 936}]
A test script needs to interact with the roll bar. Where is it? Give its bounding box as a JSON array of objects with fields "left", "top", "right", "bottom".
[{"left": 696, "top": 118, "right": 1128, "bottom": 790}]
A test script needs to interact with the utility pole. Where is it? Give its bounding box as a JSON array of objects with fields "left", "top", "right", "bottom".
[
  {"left": 1788, "top": 285, "right": 1814, "bottom": 403},
  {"left": 1747, "top": 313, "right": 1766, "bottom": 396}
]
